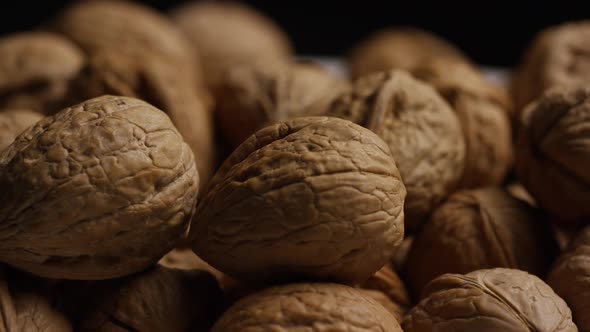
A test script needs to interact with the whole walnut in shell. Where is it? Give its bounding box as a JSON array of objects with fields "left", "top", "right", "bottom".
[
  {"left": 0, "top": 32, "right": 84, "bottom": 114},
  {"left": 403, "top": 188, "right": 559, "bottom": 297},
  {"left": 171, "top": 1, "right": 292, "bottom": 92},
  {"left": 403, "top": 268, "right": 577, "bottom": 332},
  {"left": 360, "top": 264, "right": 411, "bottom": 322},
  {"left": 216, "top": 62, "right": 349, "bottom": 147},
  {"left": 513, "top": 21, "right": 590, "bottom": 112},
  {"left": 548, "top": 226, "right": 590, "bottom": 331},
  {"left": 516, "top": 86, "right": 590, "bottom": 228},
  {"left": 0, "top": 110, "right": 43, "bottom": 151},
  {"left": 191, "top": 117, "right": 406, "bottom": 284},
  {"left": 0, "top": 96, "right": 199, "bottom": 279},
  {"left": 328, "top": 70, "right": 465, "bottom": 232},
  {"left": 349, "top": 28, "right": 468, "bottom": 80},
  {"left": 59, "top": 265, "right": 222, "bottom": 332},
  {"left": 211, "top": 283, "right": 403, "bottom": 332}
]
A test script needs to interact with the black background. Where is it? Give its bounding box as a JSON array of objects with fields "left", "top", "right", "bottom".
[{"left": 0, "top": 1, "right": 588, "bottom": 67}]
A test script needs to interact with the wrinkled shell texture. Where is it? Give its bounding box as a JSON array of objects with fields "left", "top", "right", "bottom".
[
  {"left": 403, "top": 188, "right": 559, "bottom": 297},
  {"left": 0, "top": 110, "right": 44, "bottom": 151},
  {"left": 403, "top": 268, "right": 577, "bottom": 332},
  {"left": 548, "top": 227, "right": 590, "bottom": 331},
  {"left": 216, "top": 62, "right": 349, "bottom": 147},
  {"left": 0, "top": 96, "right": 199, "bottom": 280},
  {"left": 361, "top": 264, "right": 411, "bottom": 322},
  {"left": 348, "top": 28, "right": 468, "bottom": 80},
  {"left": 0, "top": 32, "right": 84, "bottom": 114},
  {"left": 328, "top": 70, "right": 465, "bottom": 232},
  {"left": 516, "top": 86, "right": 590, "bottom": 227},
  {"left": 211, "top": 283, "right": 403, "bottom": 332},
  {"left": 513, "top": 21, "right": 590, "bottom": 112},
  {"left": 171, "top": 1, "right": 292, "bottom": 90},
  {"left": 192, "top": 117, "right": 405, "bottom": 284},
  {"left": 64, "top": 266, "right": 221, "bottom": 332}
]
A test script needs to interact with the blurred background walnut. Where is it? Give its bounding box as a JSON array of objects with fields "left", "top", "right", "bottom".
[
  {"left": 360, "top": 264, "right": 411, "bottom": 322},
  {"left": 0, "top": 109, "right": 43, "bottom": 151}
]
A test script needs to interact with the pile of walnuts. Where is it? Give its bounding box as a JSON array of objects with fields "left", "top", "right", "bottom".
[{"left": 0, "top": 1, "right": 589, "bottom": 331}]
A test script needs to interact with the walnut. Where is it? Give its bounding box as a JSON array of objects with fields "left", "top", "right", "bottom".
[
  {"left": 211, "top": 283, "right": 403, "bottom": 332},
  {"left": 548, "top": 226, "right": 590, "bottom": 331},
  {"left": 216, "top": 62, "right": 349, "bottom": 147},
  {"left": 0, "top": 32, "right": 84, "bottom": 114},
  {"left": 348, "top": 28, "right": 468, "bottom": 80},
  {"left": 171, "top": 1, "right": 293, "bottom": 92},
  {"left": 360, "top": 264, "right": 411, "bottom": 322},
  {"left": 328, "top": 70, "right": 465, "bottom": 232},
  {"left": 59, "top": 265, "right": 222, "bottom": 332},
  {"left": 0, "top": 96, "right": 199, "bottom": 279},
  {"left": 0, "top": 110, "right": 43, "bottom": 151},
  {"left": 516, "top": 86, "right": 590, "bottom": 228},
  {"left": 512, "top": 21, "right": 590, "bottom": 112},
  {"left": 403, "top": 268, "right": 577, "bottom": 331},
  {"left": 403, "top": 188, "right": 558, "bottom": 297},
  {"left": 191, "top": 117, "right": 405, "bottom": 284}
]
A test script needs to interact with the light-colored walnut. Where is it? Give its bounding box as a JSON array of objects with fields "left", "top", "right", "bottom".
[
  {"left": 191, "top": 117, "right": 405, "bottom": 284},
  {"left": 0, "top": 96, "right": 199, "bottom": 280},
  {"left": 0, "top": 110, "right": 43, "bottom": 151}
]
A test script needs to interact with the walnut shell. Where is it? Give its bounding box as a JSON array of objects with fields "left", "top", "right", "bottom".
[
  {"left": 211, "top": 283, "right": 403, "bottom": 332},
  {"left": 403, "top": 188, "right": 559, "bottom": 298},
  {"left": 0, "top": 110, "right": 43, "bottom": 151},
  {"left": 516, "top": 86, "right": 590, "bottom": 228},
  {"left": 361, "top": 264, "right": 411, "bottom": 322},
  {"left": 59, "top": 266, "right": 222, "bottom": 332},
  {"left": 349, "top": 28, "right": 468, "bottom": 80},
  {"left": 328, "top": 70, "right": 465, "bottom": 232},
  {"left": 191, "top": 116, "right": 405, "bottom": 284},
  {"left": 548, "top": 226, "right": 590, "bottom": 331},
  {"left": 216, "top": 62, "right": 350, "bottom": 148},
  {"left": 0, "top": 32, "right": 84, "bottom": 114},
  {"left": 404, "top": 268, "right": 577, "bottom": 331},
  {"left": 171, "top": 1, "right": 292, "bottom": 92},
  {"left": 0, "top": 96, "right": 199, "bottom": 279},
  {"left": 512, "top": 21, "right": 590, "bottom": 112}
]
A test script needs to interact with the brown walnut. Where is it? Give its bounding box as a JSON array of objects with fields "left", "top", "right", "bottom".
[
  {"left": 0, "top": 110, "right": 43, "bottom": 151},
  {"left": 328, "top": 70, "right": 465, "bottom": 232},
  {"left": 403, "top": 188, "right": 559, "bottom": 298},
  {"left": 0, "top": 96, "right": 199, "bottom": 279},
  {"left": 191, "top": 117, "right": 405, "bottom": 284},
  {"left": 216, "top": 61, "right": 349, "bottom": 148},
  {"left": 512, "top": 21, "right": 590, "bottom": 112},
  {"left": 360, "top": 264, "right": 411, "bottom": 322},
  {"left": 403, "top": 268, "right": 577, "bottom": 332},
  {"left": 211, "top": 283, "right": 403, "bottom": 332},
  {"left": 516, "top": 86, "right": 590, "bottom": 227}
]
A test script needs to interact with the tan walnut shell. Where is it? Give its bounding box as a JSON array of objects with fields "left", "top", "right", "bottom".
[
  {"left": 211, "top": 283, "right": 403, "bottom": 332},
  {"left": 171, "top": 1, "right": 292, "bottom": 92},
  {"left": 512, "top": 21, "right": 590, "bottom": 112},
  {"left": 0, "top": 32, "right": 84, "bottom": 115},
  {"left": 360, "top": 264, "right": 411, "bottom": 322},
  {"left": 191, "top": 116, "right": 406, "bottom": 284},
  {"left": 328, "top": 70, "right": 465, "bottom": 233},
  {"left": 216, "top": 62, "right": 350, "bottom": 147},
  {"left": 403, "top": 268, "right": 577, "bottom": 332},
  {"left": 548, "top": 226, "right": 590, "bottom": 331},
  {"left": 403, "top": 188, "right": 559, "bottom": 298},
  {"left": 0, "top": 95, "right": 199, "bottom": 280},
  {"left": 516, "top": 86, "right": 590, "bottom": 228},
  {"left": 0, "top": 110, "right": 44, "bottom": 151}
]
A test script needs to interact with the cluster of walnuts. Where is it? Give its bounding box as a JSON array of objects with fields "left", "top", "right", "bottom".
[{"left": 0, "top": 1, "right": 589, "bottom": 331}]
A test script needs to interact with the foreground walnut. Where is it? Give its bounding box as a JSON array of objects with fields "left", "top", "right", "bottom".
[
  {"left": 216, "top": 62, "right": 349, "bottom": 147},
  {"left": 211, "top": 283, "right": 403, "bottom": 331},
  {"left": 513, "top": 21, "right": 590, "bottom": 112},
  {"left": 328, "top": 70, "right": 465, "bottom": 232},
  {"left": 361, "top": 264, "right": 411, "bottom": 322},
  {"left": 0, "top": 110, "right": 43, "bottom": 151},
  {"left": 516, "top": 86, "right": 590, "bottom": 227},
  {"left": 171, "top": 1, "right": 292, "bottom": 92},
  {"left": 0, "top": 32, "right": 84, "bottom": 114},
  {"left": 403, "top": 188, "right": 559, "bottom": 297},
  {"left": 191, "top": 117, "right": 405, "bottom": 284},
  {"left": 0, "top": 96, "right": 199, "bottom": 279},
  {"left": 548, "top": 226, "right": 590, "bottom": 331},
  {"left": 403, "top": 268, "right": 577, "bottom": 332}
]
